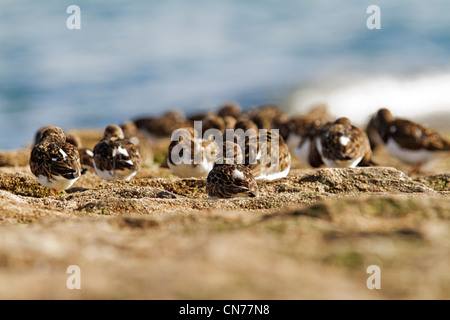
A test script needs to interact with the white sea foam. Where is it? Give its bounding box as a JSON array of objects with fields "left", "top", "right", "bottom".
[{"left": 288, "top": 72, "right": 450, "bottom": 126}]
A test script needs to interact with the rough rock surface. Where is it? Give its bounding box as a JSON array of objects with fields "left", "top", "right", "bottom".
[{"left": 0, "top": 133, "right": 449, "bottom": 299}]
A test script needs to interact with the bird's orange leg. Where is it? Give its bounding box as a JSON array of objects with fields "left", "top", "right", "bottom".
[{"left": 408, "top": 163, "right": 423, "bottom": 175}]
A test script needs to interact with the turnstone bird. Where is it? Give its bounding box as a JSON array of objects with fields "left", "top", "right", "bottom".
[
  {"left": 222, "top": 116, "right": 237, "bottom": 130},
  {"left": 64, "top": 132, "right": 94, "bottom": 174},
  {"left": 187, "top": 111, "right": 214, "bottom": 122},
  {"left": 251, "top": 130, "right": 291, "bottom": 180},
  {"left": 206, "top": 141, "right": 259, "bottom": 199},
  {"left": 35, "top": 126, "right": 94, "bottom": 174},
  {"left": 121, "top": 121, "right": 141, "bottom": 146},
  {"left": 365, "top": 115, "right": 384, "bottom": 151},
  {"left": 78, "top": 147, "right": 94, "bottom": 173},
  {"left": 134, "top": 111, "right": 193, "bottom": 140},
  {"left": 231, "top": 120, "right": 291, "bottom": 180},
  {"left": 234, "top": 118, "right": 259, "bottom": 133},
  {"left": 63, "top": 133, "right": 95, "bottom": 174},
  {"left": 93, "top": 125, "right": 140, "bottom": 181},
  {"left": 35, "top": 125, "right": 81, "bottom": 148},
  {"left": 280, "top": 105, "right": 332, "bottom": 145},
  {"left": 201, "top": 114, "right": 226, "bottom": 137},
  {"left": 370, "top": 108, "right": 450, "bottom": 173},
  {"left": 315, "top": 117, "right": 374, "bottom": 168},
  {"left": 34, "top": 125, "right": 57, "bottom": 146},
  {"left": 30, "top": 126, "right": 81, "bottom": 196},
  {"left": 217, "top": 102, "right": 242, "bottom": 119},
  {"left": 167, "top": 127, "right": 218, "bottom": 178},
  {"left": 277, "top": 105, "right": 333, "bottom": 167},
  {"left": 248, "top": 104, "right": 289, "bottom": 130},
  {"left": 281, "top": 118, "right": 326, "bottom": 167},
  {"left": 121, "top": 120, "right": 154, "bottom": 166}
]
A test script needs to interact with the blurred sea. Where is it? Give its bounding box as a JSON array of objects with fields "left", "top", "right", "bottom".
[{"left": 1, "top": 0, "right": 450, "bottom": 150}]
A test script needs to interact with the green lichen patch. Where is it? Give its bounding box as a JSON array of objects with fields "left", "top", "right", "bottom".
[
  {"left": 417, "top": 174, "right": 450, "bottom": 192},
  {"left": 0, "top": 173, "right": 50, "bottom": 198}
]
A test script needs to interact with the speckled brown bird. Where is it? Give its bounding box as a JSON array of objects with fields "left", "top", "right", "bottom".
[
  {"left": 223, "top": 115, "right": 237, "bottom": 130},
  {"left": 30, "top": 126, "right": 81, "bottom": 196},
  {"left": 167, "top": 127, "right": 218, "bottom": 178},
  {"left": 281, "top": 106, "right": 332, "bottom": 143},
  {"left": 370, "top": 108, "right": 450, "bottom": 173},
  {"left": 218, "top": 102, "right": 242, "bottom": 119},
  {"left": 34, "top": 126, "right": 94, "bottom": 174},
  {"left": 34, "top": 125, "right": 58, "bottom": 146},
  {"left": 365, "top": 115, "right": 384, "bottom": 151},
  {"left": 78, "top": 148, "right": 94, "bottom": 173},
  {"left": 121, "top": 120, "right": 154, "bottom": 167},
  {"left": 248, "top": 104, "right": 289, "bottom": 130},
  {"left": 282, "top": 118, "right": 326, "bottom": 167},
  {"left": 278, "top": 105, "right": 333, "bottom": 167},
  {"left": 201, "top": 114, "right": 226, "bottom": 137},
  {"left": 93, "top": 125, "right": 140, "bottom": 181},
  {"left": 206, "top": 141, "right": 259, "bottom": 199},
  {"left": 234, "top": 118, "right": 259, "bottom": 133},
  {"left": 134, "top": 111, "right": 193, "bottom": 139},
  {"left": 315, "top": 117, "right": 374, "bottom": 168},
  {"left": 252, "top": 130, "right": 291, "bottom": 180},
  {"left": 228, "top": 120, "right": 291, "bottom": 180}
]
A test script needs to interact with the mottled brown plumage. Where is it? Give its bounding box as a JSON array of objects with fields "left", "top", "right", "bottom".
[
  {"left": 248, "top": 104, "right": 288, "bottom": 130},
  {"left": 374, "top": 108, "right": 450, "bottom": 151},
  {"left": 134, "top": 111, "right": 193, "bottom": 138},
  {"left": 249, "top": 130, "right": 291, "bottom": 180},
  {"left": 121, "top": 120, "right": 154, "bottom": 167},
  {"left": 206, "top": 141, "right": 259, "bottom": 199},
  {"left": 225, "top": 122, "right": 291, "bottom": 180},
  {"left": 277, "top": 105, "right": 333, "bottom": 168},
  {"left": 308, "top": 135, "right": 325, "bottom": 168},
  {"left": 281, "top": 117, "right": 327, "bottom": 143},
  {"left": 167, "top": 127, "right": 218, "bottom": 178},
  {"left": 187, "top": 111, "right": 214, "bottom": 122},
  {"left": 370, "top": 108, "right": 450, "bottom": 173},
  {"left": 223, "top": 116, "right": 237, "bottom": 130},
  {"left": 34, "top": 126, "right": 94, "bottom": 174},
  {"left": 315, "top": 117, "right": 374, "bottom": 168},
  {"left": 79, "top": 148, "right": 94, "bottom": 172},
  {"left": 93, "top": 125, "right": 140, "bottom": 181},
  {"left": 168, "top": 127, "right": 197, "bottom": 165},
  {"left": 201, "top": 114, "right": 226, "bottom": 136},
  {"left": 218, "top": 102, "right": 242, "bottom": 119},
  {"left": 206, "top": 164, "right": 259, "bottom": 199},
  {"left": 365, "top": 116, "right": 384, "bottom": 151},
  {"left": 30, "top": 127, "right": 81, "bottom": 195},
  {"left": 35, "top": 126, "right": 81, "bottom": 148},
  {"left": 234, "top": 119, "right": 259, "bottom": 133},
  {"left": 34, "top": 125, "right": 58, "bottom": 146},
  {"left": 279, "top": 105, "right": 332, "bottom": 143}
]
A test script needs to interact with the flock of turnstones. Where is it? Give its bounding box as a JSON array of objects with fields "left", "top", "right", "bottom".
[{"left": 29, "top": 103, "right": 450, "bottom": 199}]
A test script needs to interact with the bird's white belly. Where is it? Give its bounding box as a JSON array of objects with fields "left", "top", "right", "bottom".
[
  {"left": 36, "top": 175, "right": 78, "bottom": 191},
  {"left": 167, "top": 158, "right": 213, "bottom": 178},
  {"left": 255, "top": 153, "right": 291, "bottom": 181},
  {"left": 93, "top": 162, "right": 137, "bottom": 181},
  {"left": 385, "top": 139, "right": 434, "bottom": 165},
  {"left": 256, "top": 164, "right": 291, "bottom": 181},
  {"left": 322, "top": 157, "right": 363, "bottom": 168},
  {"left": 317, "top": 139, "right": 362, "bottom": 168}
]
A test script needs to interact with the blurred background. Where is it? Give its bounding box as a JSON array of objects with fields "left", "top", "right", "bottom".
[{"left": 0, "top": 0, "right": 449, "bottom": 150}]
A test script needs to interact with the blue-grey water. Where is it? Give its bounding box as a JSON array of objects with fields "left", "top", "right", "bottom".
[{"left": 1, "top": 0, "right": 450, "bottom": 150}]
